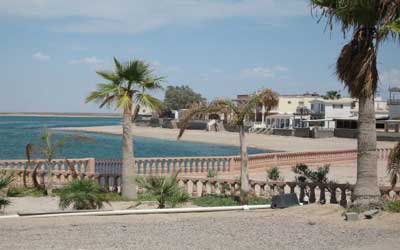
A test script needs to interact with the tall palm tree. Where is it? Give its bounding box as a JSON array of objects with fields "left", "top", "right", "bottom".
[
  {"left": 178, "top": 88, "right": 279, "bottom": 204},
  {"left": 311, "top": 0, "right": 400, "bottom": 209},
  {"left": 86, "top": 58, "right": 162, "bottom": 199}
]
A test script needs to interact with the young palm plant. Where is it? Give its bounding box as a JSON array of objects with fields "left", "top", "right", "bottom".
[
  {"left": 311, "top": 0, "right": 400, "bottom": 210},
  {"left": 178, "top": 88, "right": 279, "bottom": 204},
  {"left": 86, "top": 58, "right": 163, "bottom": 199},
  {"left": 58, "top": 179, "right": 109, "bottom": 210},
  {"left": 388, "top": 142, "right": 400, "bottom": 189},
  {"left": 136, "top": 171, "right": 189, "bottom": 208}
]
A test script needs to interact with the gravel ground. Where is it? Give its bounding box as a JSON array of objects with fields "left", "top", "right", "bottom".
[{"left": 1, "top": 205, "right": 399, "bottom": 250}]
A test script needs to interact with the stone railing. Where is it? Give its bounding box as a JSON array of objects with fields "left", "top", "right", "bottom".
[
  {"left": 230, "top": 148, "right": 392, "bottom": 171},
  {"left": 0, "top": 148, "right": 393, "bottom": 188},
  {"left": 0, "top": 158, "right": 95, "bottom": 187},
  {"left": 173, "top": 177, "right": 400, "bottom": 208}
]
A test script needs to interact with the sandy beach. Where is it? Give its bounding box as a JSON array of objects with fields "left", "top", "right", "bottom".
[{"left": 57, "top": 125, "right": 396, "bottom": 152}]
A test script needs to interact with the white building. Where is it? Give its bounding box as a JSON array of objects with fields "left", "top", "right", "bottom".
[{"left": 388, "top": 87, "right": 400, "bottom": 119}]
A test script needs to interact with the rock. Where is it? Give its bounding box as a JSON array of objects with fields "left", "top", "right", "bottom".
[
  {"left": 307, "top": 221, "right": 316, "bottom": 226},
  {"left": 363, "top": 209, "right": 379, "bottom": 219},
  {"left": 344, "top": 212, "right": 359, "bottom": 221}
]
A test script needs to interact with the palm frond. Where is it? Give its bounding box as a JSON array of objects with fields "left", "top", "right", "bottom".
[
  {"left": 85, "top": 83, "right": 120, "bottom": 105},
  {"left": 134, "top": 93, "right": 162, "bottom": 111},
  {"left": 116, "top": 92, "right": 132, "bottom": 110},
  {"left": 177, "top": 101, "right": 229, "bottom": 139},
  {"left": 96, "top": 70, "right": 120, "bottom": 84}
]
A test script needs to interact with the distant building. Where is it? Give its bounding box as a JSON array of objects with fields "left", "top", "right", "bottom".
[{"left": 388, "top": 87, "right": 400, "bottom": 119}]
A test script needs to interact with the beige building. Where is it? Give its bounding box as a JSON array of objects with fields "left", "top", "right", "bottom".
[{"left": 271, "top": 94, "right": 323, "bottom": 114}]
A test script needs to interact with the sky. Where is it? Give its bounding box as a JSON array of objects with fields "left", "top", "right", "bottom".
[{"left": 0, "top": 0, "right": 399, "bottom": 113}]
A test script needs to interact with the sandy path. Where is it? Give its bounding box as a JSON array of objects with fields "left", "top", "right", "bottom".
[
  {"left": 57, "top": 125, "right": 396, "bottom": 152},
  {"left": 1, "top": 204, "right": 399, "bottom": 250}
]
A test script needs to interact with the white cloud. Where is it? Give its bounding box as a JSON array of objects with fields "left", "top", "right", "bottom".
[
  {"left": 32, "top": 51, "right": 50, "bottom": 61},
  {"left": 0, "top": 0, "right": 308, "bottom": 34},
  {"left": 240, "top": 66, "right": 288, "bottom": 79},
  {"left": 69, "top": 56, "right": 103, "bottom": 66}
]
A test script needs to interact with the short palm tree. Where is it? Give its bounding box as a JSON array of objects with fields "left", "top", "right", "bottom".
[
  {"left": 136, "top": 171, "right": 189, "bottom": 208},
  {"left": 311, "top": 0, "right": 400, "bottom": 210},
  {"left": 86, "top": 58, "right": 162, "bottom": 199},
  {"left": 388, "top": 142, "right": 400, "bottom": 189},
  {"left": 58, "top": 179, "right": 109, "bottom": 210},
  {"left": 178, "top": 88, "right": 279, "bottom": 204}
]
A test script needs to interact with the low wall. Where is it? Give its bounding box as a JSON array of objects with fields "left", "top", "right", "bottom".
[
  {"left": 294, "top": 128, "right": 310, "bottom": 138},
  {"left": 334, "top": 128, "right": 358, "bottom": 138},
  {"left": 273, "top": 129, "right": 294, "bottom": 136},
  {"left": 311, "top": 128, "right": 334, "bottom": 139}
]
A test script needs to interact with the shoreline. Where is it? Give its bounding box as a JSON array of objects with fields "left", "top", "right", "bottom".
[
  {"left": 56, "top": 125, "right": 397, "bottom": 152},
  {"left": 0, "top": 112, "right": 121, "bottom": 118}
]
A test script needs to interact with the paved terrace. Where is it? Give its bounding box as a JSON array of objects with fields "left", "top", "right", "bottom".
[{"left": 57, "top": 125, "right": 396, "bottom": 152}]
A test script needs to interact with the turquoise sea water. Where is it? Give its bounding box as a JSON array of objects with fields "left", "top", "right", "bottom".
[{"left": 0, "top": 116, "right": 268, "bottom": 159}]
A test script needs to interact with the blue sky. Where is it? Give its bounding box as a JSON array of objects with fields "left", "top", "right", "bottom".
[{"left": 0, "top": 0, "right": 398, "bottom": 113}]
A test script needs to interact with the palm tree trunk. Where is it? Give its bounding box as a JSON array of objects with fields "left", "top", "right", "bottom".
[
  {"left": 239, "top": 125, "right": 250, "bottom": 204},
  {"left": 352, "top": 95, "right": 382, "bottom": 210},
  {"left": 121, "top": 105, "right": 137, "bottom": 199},
  {"left": 47, "top": 158, "right": 53, "bottom": 195}
]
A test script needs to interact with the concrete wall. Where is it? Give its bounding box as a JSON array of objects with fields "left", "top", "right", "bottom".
[
  {"left": 311, "top": 128, "right": 334, "bottom": 138},
  {"left": 273, "top": 129, "right": 294, "bottom": 136},
  {"left": 334, "top": 128, "right": 358, "bottom": 138},
  {"left": 294, "top": 128, "right": 310, "bottom": 138}
]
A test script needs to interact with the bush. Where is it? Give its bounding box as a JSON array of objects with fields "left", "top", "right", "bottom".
[
  {"left": 192, "top": 195, "right": 238, "bottom": 207},
  {"left": 136, "top": 172, "right": 189, "bottom": 208},
  {"left": 192, "top": 195, "right": 270, "bottom": 207},
  {"left": 7, "top": 187, "right": 46, "bottom": 197},
  {"left": 292, "top": 163, "right": 330, "bottom": 183},
  {"left": 0, "top": 171, "right": 13, "bottom": 210},
  {"left": 58, "top": 179, "right": 109, "bottom": 210},
  {"left": 267, "top": 167, "right": 281, "bottom": 181},
  {"left": 385, "top": 200, "right": 400, "bottom": 213}
]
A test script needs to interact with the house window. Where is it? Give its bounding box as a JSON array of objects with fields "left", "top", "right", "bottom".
[
  {"left": 332, "top": 104, "right": 344, "bottom": 109},
  {"left": 288, "top": 101, "right": 292, "bottom": 104},
  {"left": 311, "top": 104, "right": 314, "bottom": 110},
  {"left": 299, "top": 101, "right": 304, "bottom": 106}
]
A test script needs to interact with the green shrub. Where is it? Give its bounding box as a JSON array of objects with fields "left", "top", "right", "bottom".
[
  {"left": 192, "top": 195, "right": 238, "bottom": 207},
  {"left": 0, "top": 171, "right": 13, "bottom": 210},
  {"left": 136, "top": 172, "right": 189, "bottom": 208},
  {"left": 7, "top": 187, "right": 46, "bottom": 197},
  {"left": 248, "top": 196, "right": 271, "bottom": 205},
  {"left": 58, "top": 179, "right": 109, "bottom": 210},
  {"left": 385, "top": 200, "right": 400, "bottom": 213},
  {"left": 192, "top": 195, "right": 270, "bottom": 207},
  {"left": 267, "top": 167, "right": 281, "bottom": 181},
  {"left": 292, "top": 163, "right": 330, "bottom": 183}
]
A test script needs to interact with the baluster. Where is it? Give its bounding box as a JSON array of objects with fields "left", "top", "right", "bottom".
[
  {"left": 339, "top": 186, "right": 348, "bottom": 207},
  {"left": 192, "top": 180, "right": 198, "bottom": 197},
  {"left": 186, "top": 180, "right": 194, "bottom": 196},
  {"left": 329, "top": 184, "right": 338, "bottom": 204},
  {"left": 299, "top": 183, "right": 305, "bottom": 203},
  {"left": 287, "top": 182, "right": 296, "bottom": 194},
  {"left": 309, "top": 183, "right": 316, "bottom": 203},
  {"left": 319, "top": 184, "right": 326, "bottom": 204}
]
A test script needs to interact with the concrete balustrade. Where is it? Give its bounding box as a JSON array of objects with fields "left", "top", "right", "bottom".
[{"left": 0, "top": 148, "right": 394, "bottom": 190}]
